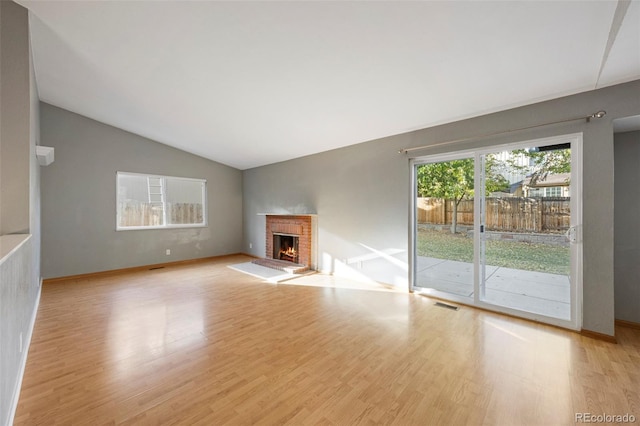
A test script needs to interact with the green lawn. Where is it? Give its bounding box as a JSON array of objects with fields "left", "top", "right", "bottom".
[{"left": 417, "top": 228, "right": 570, "bottom": 275}]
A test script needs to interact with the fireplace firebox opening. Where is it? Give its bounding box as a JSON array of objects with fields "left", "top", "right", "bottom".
[{"left": 273, "top": 234, "right": 299, "bottom": 264}]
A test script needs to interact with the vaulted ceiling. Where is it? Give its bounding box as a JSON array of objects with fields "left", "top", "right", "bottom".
[{"left": 18, "top": 1, "right": 640, "bottom": 170}]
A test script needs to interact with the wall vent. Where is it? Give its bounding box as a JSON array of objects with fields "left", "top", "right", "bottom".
[{"left": 434, "top": 301, "right": 459, "bottom": 311}]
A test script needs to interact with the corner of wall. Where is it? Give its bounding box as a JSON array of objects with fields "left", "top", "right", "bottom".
[{"left": 0, "top": 1, "right": 43, "bottom": 424}]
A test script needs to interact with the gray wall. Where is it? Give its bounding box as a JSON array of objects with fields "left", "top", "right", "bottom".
[
  {"left": 0, "top": 2, "right": 42, "bottom": 425},
  {"left": 29, "top": 21, "right": 41, "bottom": 301},
  {"left": 1, "top": 0, "right": 30, "bottom": 235},
  {"left": 244, "top": 79, "right": 640, "bottom": 336},
  {"left": 614, "top": 130, "right": 640, "bottom": 324},
  {"left": 40, "top": 103, "right": 243, "bottom": 279},
  {"left": 244, "top": 133, "right": 412, "bottom": 287}
]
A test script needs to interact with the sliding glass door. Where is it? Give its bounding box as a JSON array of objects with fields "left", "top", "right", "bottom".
[
  {"left": 414, "top": 154, "right": 475, "bottom": 300},
  {"left": 412, "top": 134, "right": 582, "bottom": 329}
]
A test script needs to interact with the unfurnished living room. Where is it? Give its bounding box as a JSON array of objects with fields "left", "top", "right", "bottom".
[{"left": 1, "top": 1, "right": 640, "bottom": 425}]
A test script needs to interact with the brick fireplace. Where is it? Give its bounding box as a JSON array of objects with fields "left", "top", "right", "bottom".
[{"left": 265, "top": 215, "right": 314, "bottom": 269}]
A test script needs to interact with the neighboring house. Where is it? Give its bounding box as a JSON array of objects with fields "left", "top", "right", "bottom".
[{"left": 512, "top": 172, "right": 571, "bottom": 197}]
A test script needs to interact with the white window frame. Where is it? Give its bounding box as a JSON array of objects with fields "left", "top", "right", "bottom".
[
  {"left": 116, "top": 171, "right": 207, "bottom": 231},
  {"left": 545, "top": 186, "right": 562, "bottom": 197}
]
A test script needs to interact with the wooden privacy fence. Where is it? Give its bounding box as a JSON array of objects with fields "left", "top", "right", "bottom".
[
  {"left": 417, "top": 197, "right": 570, "bottom": 233},
  {"left": 118, "top": 202, "right": 203, "bottom": 227}
]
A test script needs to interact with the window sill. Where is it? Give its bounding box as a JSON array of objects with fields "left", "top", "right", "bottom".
[{"left": 116, "top": 224, "right": 207, "bottom": 231}]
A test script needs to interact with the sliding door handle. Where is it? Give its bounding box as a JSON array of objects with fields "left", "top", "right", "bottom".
[{"left": 565, "top": 225, "right": 579, "bottom": 243}]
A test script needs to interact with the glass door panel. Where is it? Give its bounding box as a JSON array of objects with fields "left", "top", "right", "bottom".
[
  {"left": 414, "top": 157, "right": 475, "bottom": 300},
  {"left": 479, "top": 145, "right": 572, "bottom": 320}
]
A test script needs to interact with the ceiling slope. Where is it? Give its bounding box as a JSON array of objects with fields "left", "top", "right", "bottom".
[{"left": 19, "top": 1, "right": 640, "bottom": 169}]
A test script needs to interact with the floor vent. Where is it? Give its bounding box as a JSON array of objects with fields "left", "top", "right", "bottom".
[{"left": 435, "top": 301, "right": 459, "bottom": 311}]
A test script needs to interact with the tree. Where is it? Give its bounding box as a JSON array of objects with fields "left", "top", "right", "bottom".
[
  {"left": 417, "top": 159, "right": 473, "bottom": 234},
  {"left": 506, "top": 148, "right": 571, "bottom": 186},
  {"left": 484, "top": 154, "right": 511, "bottom": 194},
  {"left": 417, "top": 156, "right": 509, "bottom": 234}
]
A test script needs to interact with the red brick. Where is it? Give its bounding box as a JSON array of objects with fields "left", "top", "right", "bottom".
[{"left": 265, "top": 215, "right": 313, "bottom": 267}]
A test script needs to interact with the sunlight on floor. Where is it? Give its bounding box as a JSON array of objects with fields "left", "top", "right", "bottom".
[{"left": 279, "top": 273, "right": 400, "bottom": 292}]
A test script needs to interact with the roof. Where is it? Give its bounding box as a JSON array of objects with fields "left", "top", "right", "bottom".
[{"left": 522, "top": 173, "right": 571, "bottom": 187}]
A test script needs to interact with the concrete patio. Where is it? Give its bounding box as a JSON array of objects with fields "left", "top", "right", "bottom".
[{"left": 416, "top": 256, "right": 571, "bottom": 320}]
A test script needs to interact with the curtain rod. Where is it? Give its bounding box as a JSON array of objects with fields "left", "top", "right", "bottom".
[{"left": 398, "top": 110, "right": 606, "bottom": 154}]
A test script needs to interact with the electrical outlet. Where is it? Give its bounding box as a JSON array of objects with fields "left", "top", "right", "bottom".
[
  {"left": 249, "top": 243, "right": 252, "bottom": 249},
  {"left": 166, "top": 249, "right": 171, "bottom": 256}
]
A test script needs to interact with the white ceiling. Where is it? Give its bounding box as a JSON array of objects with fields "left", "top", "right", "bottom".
[
  {"left": 18, "top": 1, "right": 640, "bottom": 170},
  {"left": 613, "top": 115, "right": 640, "bottom": 133}
]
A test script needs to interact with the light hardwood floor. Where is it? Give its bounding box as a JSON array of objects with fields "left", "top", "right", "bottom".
[{"left": 15, "top": 254, "right": 640, "bottom": 425}]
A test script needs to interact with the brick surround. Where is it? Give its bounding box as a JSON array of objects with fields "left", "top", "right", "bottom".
[{"left": 266, "top": 215, "right": 313, "bottom": 268}]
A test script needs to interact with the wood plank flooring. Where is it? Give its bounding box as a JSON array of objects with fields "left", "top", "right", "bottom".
[{"left": 15, "top": 254, "right": 640, "bottom": 425}]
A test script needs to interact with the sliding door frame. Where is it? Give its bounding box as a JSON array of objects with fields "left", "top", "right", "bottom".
[{"left": 410, "top": 133, "right": 583, "bottom": 330}]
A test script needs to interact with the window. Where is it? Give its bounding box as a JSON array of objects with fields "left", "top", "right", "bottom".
[
  {"left": 528, "top": 187, "right": 544, "bottom": 197},
  {"left": 117, "top": 172, "right": 206, "bottom": 230},
  {"left": 545, "top": 186, "right": 563, "bottom": 197},
  {"left": 527, "top": 186, "right": 567, "bottom": 198}
]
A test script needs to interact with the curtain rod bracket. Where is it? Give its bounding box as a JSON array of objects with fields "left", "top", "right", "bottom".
[
  {"left": 398, "top": 110, "right": 606, "bottom": 155},
  {"left": 587, "top": 110, "right": 607, "bottom": 122}
]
